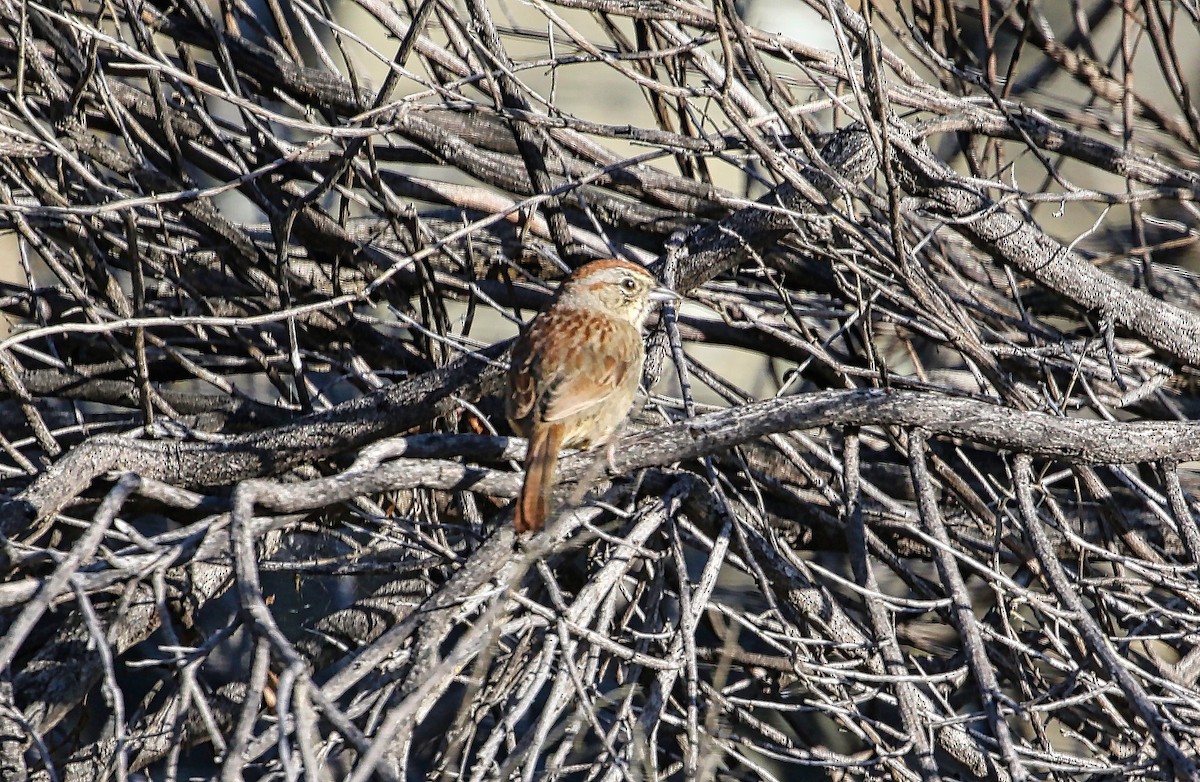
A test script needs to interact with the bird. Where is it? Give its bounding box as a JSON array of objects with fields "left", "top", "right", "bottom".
[{"left": 506, "top": 259, "right": 679, "bottom": 533}]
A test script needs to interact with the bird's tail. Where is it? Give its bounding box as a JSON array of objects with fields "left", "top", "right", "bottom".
[{"left": 515, "top": 424, "right": 565, "bottom": 533}]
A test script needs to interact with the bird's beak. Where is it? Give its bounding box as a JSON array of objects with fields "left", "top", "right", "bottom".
[{"left": 649, "top": 285, "right": 681, "bottom": 304}]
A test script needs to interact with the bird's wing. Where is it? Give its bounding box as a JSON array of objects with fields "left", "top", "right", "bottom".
[
  {"left": 541, "top": 341, "right": 638, "bottom": 423},
  {"left": 511, "top": 310, "right": 641, "bottom": 425}
]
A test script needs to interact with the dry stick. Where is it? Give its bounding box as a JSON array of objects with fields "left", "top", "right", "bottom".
[
  {"left": 886, "top": 122, "right": 1200, "bottom": 369},
  {"left": 705, "top": 478, "right": 995, "bottom": 778},
  {"left": 718, "top": 107, "right": 1200, "bottom": 377},
  {"left": 1161, "top": 463, "right": 1200, "bottom": 566},
  {"left": 9, "top": 384, "right": 1189, "bottom": 669},
  {"left": 70, "top": 581, "right": 130, "bottom": 781},
  {"left": 506, "top": 591, "right": 677, "bottom": 672},
  {"left": 219, "top": 637, "right": 274, "bottom": 782},
  {"left": 606, "top": 388, "right": 1200, "bottom": 473},
  {"left": 11, "top": 505, "right": 305, "bottom": 743},
  {"left": 671, "top": 126, "right": 877, "bottom": 293},
  {"left": 533, "top": 559, "right": 635, "bottom": 782},
  {"left": 7, "top": 385, "right": 1194, "bottom": 758},
  {"left": 514, "top": 608, "right": 590, "bottom": 780},
  {"left": 240, "top": 485, "right": 678, "bottom": 778},
  {"left": 662, "top": 91, "right": 1200, "bottom": 377},
  {"left": 671, "top": 495, "right": 730, "bottom": 780},
  {"left": 235, "top": 493, "right": 599, "bottom": 775},
  {"left": 909, "top": 430, "right": 1025, "bottom": 781},
  {"left": 18, "top": 381, "right": 1200, "bottom": 545},
  {"left": 340, "top": 603, "right": 512, "bottom": 782},
  {"left": 27, "top": 385, "right": 1196, "bottom": 566},
  {"left": 1012, "top": 453, "right": 1199, "bottom": 782},
  {"left": 0, "top": 473, "right": 138, "bottom": 673},
  {"left": 658, "top": 233, "right": 732, "bottom": 779},
  {"left": 842, "top": 431, "right": 942, "bottom": 781},
  {"left": 229, "top": 479, "right": 403, "bottom": 782},
  {"left": 467, "top": 632, "right": 563, "bottom": 782},
  {"left": 347, "top": 498, "right": 613, "bottom": 782},
  {"left": 2, "top": 342, "right": 509, "bottom": 533},
  {"left": 464, "top": 0, "right": 580, "bottom": 263},
  {"left": 565, "top": 491, "right": 690, "bottom": 782},
  {"left": 0, "top": 679, "right": 29, "bottom": 782},
  {"left": 513, "top": 494, "right": 686, "bottom": 779},
  {"left": 495, "top": 526, "right": 646, "bottom": 777}
]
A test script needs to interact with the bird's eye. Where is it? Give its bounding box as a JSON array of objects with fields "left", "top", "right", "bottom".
[{"left": 620, "top": 277, "right": 637, "bottom": 292}]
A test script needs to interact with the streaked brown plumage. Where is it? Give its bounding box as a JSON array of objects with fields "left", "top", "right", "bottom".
[{"left": 506, "top": 259, "right": 678, "bottom": 533}]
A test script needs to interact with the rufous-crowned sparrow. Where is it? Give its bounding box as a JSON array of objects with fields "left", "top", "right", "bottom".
[{"left": 507, "top": 259, "right": 678, "bottom": 533}]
